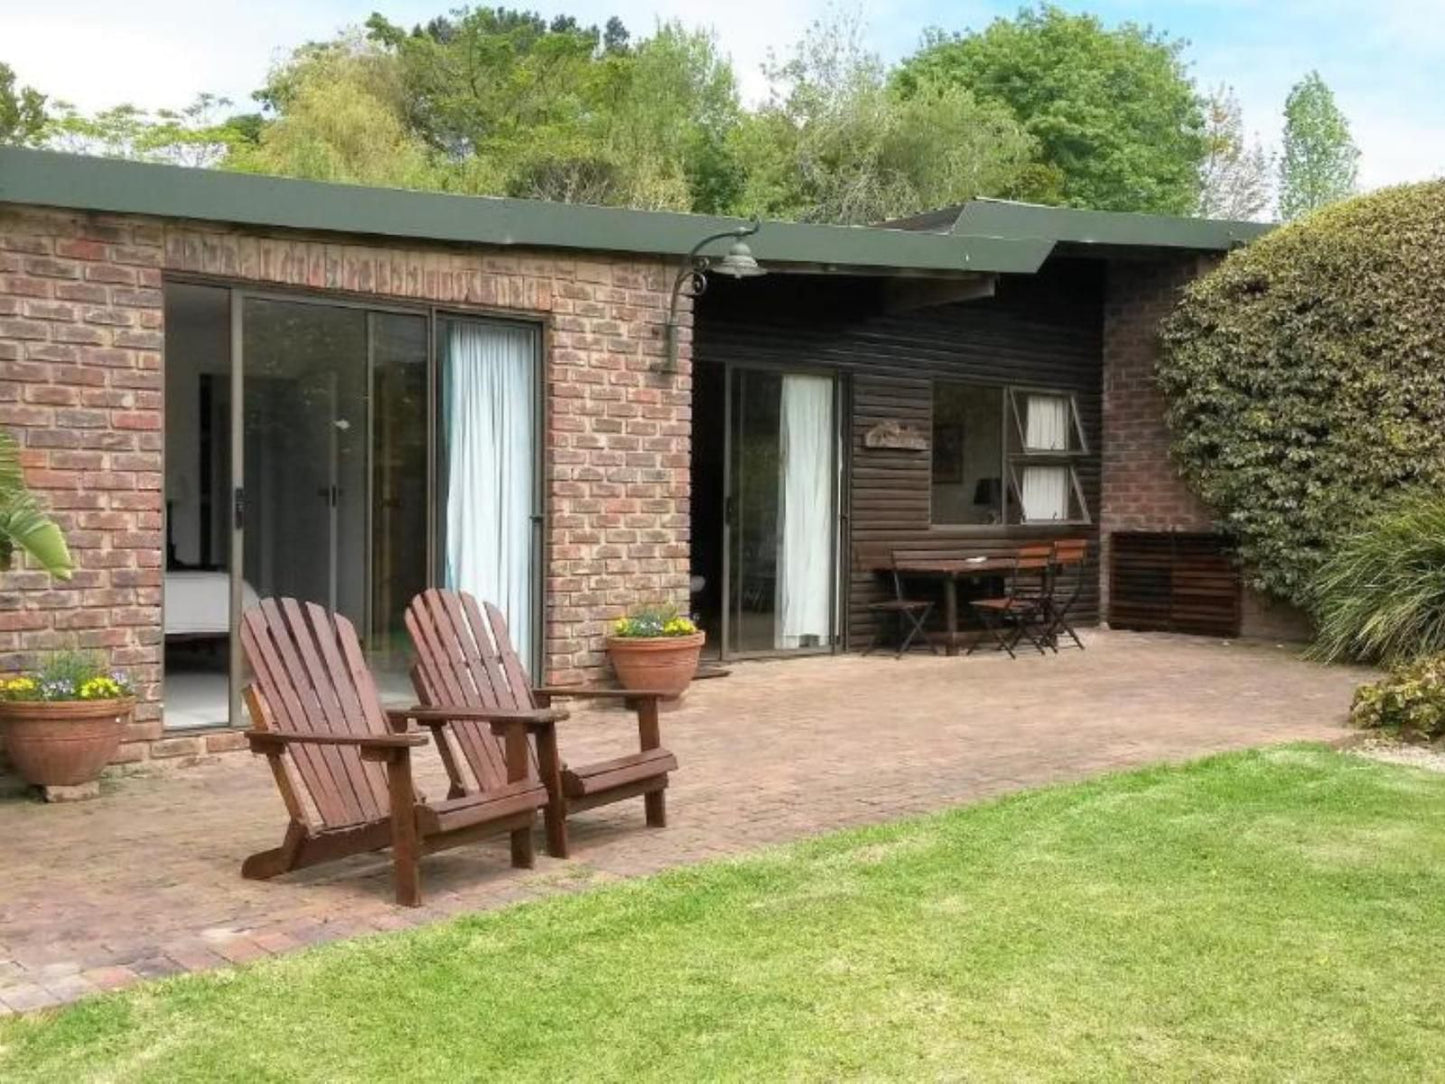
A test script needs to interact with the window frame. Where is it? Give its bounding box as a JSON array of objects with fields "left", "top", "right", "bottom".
[{"left": 928, "top": 379, "right": 1092, "bottom": 529}]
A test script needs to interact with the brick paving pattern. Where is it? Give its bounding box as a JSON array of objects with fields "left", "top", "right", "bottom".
[{"left": 0, "top": 633, "right": 1368, "bottom": 1013}]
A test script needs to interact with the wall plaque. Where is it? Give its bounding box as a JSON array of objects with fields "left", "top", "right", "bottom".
[{"left": 863, "top": 420, "right": 928, "bottom": 451}]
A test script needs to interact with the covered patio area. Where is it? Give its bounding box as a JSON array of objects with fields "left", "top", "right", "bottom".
[{"left": 0, "top": 632, "right": 1367, "bottom": 1012}]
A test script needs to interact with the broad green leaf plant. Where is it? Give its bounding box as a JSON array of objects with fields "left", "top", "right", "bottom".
[{"left": 0, "top": 429, "right": 72, "bottom": 580}]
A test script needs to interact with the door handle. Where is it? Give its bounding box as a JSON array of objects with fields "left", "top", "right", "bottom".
[{"left": 233, "top": 486, "right": 245, "bottom": 531}]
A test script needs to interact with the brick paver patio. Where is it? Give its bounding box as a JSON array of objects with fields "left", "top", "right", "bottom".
[{"left": 0, "top": 632, "right": 1369, "bottom": 1013}]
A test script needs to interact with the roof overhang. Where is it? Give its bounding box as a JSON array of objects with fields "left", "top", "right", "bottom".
[
  {"left": 0, "top": 148, "right": 1056, "bottom": 277},
  {"left": 887, "top": 197, "right": 1272, "bottom": 254}
]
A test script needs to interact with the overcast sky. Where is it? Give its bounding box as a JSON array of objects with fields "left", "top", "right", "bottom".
[{"left": 4, "top": 0, "right": 1441, "bottom": 191}]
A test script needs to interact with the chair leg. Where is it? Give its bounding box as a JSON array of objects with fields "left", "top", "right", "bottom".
[
  {"left": 384, "top": 751, "right": 422, "bottom": 908},
  {"left": 645, "top": 788, "right": 667, "bottom": 828},
  {"left": 532, "top": 725, "right": 570, "bottom": 860},
  {"left": 969, "top": 609, "right": 1016, "bottom": 658},
  {"left": 510, "top": 823, "right": 535, "bottom": 869},
  {"left": 240, "top": 820, "right": 305, "bottom": 881}
]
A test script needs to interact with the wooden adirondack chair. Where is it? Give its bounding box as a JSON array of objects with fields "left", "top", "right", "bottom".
[
  {"left": 239, "top": 597, "right": 549, "bottom": 907},
  {"left": 404, "top": 588, "right": 678, "bottom": 860}
]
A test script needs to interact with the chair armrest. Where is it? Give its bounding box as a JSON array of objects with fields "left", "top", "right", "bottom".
[
  {"left": 532, "top": 686, "right": 675, "bottom": 702},
  {"left": 387, "top": 705, "right": 567, "bottom": 732},
  {"left": 246, "top": 729, "right": 427, "bottom": 752}
]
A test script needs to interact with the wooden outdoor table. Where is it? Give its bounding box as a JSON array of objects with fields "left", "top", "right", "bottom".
[{"left": 877, "top": 556, "right": 1016, "bottom": 656}]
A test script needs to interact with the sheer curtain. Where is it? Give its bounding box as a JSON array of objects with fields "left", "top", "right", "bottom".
[
  {"left": 443, "top": 320, "right": 538, "bottom": 669},
  {"left": 1021, "top": 393, "right": 1070, "bottom": 522},
  {"left": 776, "top": 374, "right": 834, "bottom": 649}
]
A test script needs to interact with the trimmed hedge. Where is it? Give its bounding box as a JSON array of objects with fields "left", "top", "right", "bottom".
[{"left": 1158, "top": 180, "right": 1445, "bottom": 607}]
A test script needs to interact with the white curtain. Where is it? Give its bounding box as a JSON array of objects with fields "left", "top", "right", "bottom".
[
  {"left": 1021, "top": 466, "right": 1070, "bottom": 522},
  {"left": 776, "top": 374, "right": 834, "bottom": 650},
  {"left": 1025, "top": 393, "right": 1069, "bottom": 451},
  {"left": 444, "top": 321, "right": 538, "bottom": 669},
  {"left": 1020, "top": 394, "right": 1071, "bottom": 521}
]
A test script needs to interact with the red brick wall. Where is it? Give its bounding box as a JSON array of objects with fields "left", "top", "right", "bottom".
[
  {"left": 0, "top": 204, "right": 691, "bottom": 768},
  {"left": 1099, "top": 257, "right": 1217, "bottom": 620},
  {"left": 1099, "top": 255, "right": 1310, "bottom": 641}
]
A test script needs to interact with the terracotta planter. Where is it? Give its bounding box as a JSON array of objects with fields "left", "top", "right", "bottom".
[
  {"left": 606, "top": 631, "right": 705, "bottom": 698},
  {"left": 0, "top": 697, "right": 134, "bottom": 788}
]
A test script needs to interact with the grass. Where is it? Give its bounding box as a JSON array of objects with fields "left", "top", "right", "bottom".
[{"left": 4, "top": 745, "right": 1445, "bottom": 1081}]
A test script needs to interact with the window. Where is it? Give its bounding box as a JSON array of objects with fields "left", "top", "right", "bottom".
[{"left": 930, "top": 383, "right": 1089, "bottom": 526}]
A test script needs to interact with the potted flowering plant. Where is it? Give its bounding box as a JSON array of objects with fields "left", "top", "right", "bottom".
[
  {"left": 605, "top": 604, "right": 705, "bottom": 697},
  {"left": 0, "top": 651, "right": 134, "bottom": 790}
]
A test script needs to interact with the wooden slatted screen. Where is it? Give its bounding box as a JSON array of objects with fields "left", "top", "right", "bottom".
[{"left": 1108, "top": 531, "right": 1241, "bottom": 637}]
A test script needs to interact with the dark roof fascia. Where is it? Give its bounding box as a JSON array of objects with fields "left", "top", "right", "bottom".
[
  {"left": 0, "top": 148, "right": 1054, "bottom": 276},
  {"left": 949, "top": 199, "right": 1272, "bottom": 253}
]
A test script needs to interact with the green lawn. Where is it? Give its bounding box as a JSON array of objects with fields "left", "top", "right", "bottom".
[{"left": 4, "top": 746, "right": 1445, "bottom": 1081}]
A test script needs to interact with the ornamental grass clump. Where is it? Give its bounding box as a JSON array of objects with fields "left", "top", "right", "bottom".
[
  {"left": 611, "top": 605, "right": 698, "bottom": 639},
  {"left": 0, "top": 651, "right": 133, "bottom": 702},
  {"left": 1309, "top": 489, "right": 1445, "bottom": 664}
]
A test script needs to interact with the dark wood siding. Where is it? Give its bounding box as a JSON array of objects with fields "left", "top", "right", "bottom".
[{"left": 695, "top": 260, "right": 1105, "bottom": 647}]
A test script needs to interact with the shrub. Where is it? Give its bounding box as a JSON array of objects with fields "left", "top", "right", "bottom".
[
  {"left": 1310, "top": 489, "right": 1445, "bottom": 663},
  {"left": 1158, "top": 180, "right": 1445, "bottom": 609},
  {"left": 1350, "top": 654, "right": 1445, "bottom": 740}
]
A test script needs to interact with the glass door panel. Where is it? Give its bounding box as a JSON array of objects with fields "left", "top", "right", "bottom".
[
  {"left": 241, "top": 298, "right": 368, "bottom": 628},
  {"left": 161, "top": 283, "right": 234, "bottom": 729},
  {"left": 369, "top": 312, "right": 430, "bottom": 684},
  {"left": 727, "top": 368, "right": 837, "bottom": 655}
]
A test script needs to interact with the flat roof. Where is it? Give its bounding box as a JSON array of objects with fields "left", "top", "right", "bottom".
[
  {"left": 888, "top": 197, "right": 1271, "bottom": 251},
  {"left": 0, "top": 148, "right": 1264, "bottom": 275}
]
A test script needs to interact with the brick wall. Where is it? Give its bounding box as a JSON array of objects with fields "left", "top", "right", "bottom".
[
  {"left": 0, "top": 204, "right": 691, "bottom": 769},
  {"left": 1099, "top": 255, "right": 1310, "bottom": 641},
  {"left": 1099, "top": 257, "right": 1217, "bottom": 621}
]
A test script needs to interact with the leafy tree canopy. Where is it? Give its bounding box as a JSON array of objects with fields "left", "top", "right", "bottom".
[
  {"left": 1158, "top": 181, "right": 1445, "bottom": 608},
  {"left": 1277, "top": 71, "right": 1358, "bottom": 221},
  {"left": 731, "top": 12, "right": 1034, "bottom": 224},
  {"left": 1197, "top": 85, "right": 1272, "bottom": 221},
  {"left": 0, "top": 62, "right": 47, "bottom": 147},
  {"left": 895, "top": 4, "right": 1207, "bottom": 214}
]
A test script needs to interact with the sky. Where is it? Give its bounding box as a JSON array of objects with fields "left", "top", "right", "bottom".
[{"left": 3, "top": 0, "right": 1441, "bottom": 191}]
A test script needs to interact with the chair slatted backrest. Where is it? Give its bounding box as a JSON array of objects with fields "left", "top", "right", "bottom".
[
  {"left": 1053, "top": 538, "right": 1088, "bottom": 568},
  {"left": 1012, "top": 543, "right": 1054, "bottom": 595},
  {"left": 240, "top": 598, "right": 391, "bottom": 830},
  {"left": 404, "top": 588, "right": 537, "bottom": 792}
]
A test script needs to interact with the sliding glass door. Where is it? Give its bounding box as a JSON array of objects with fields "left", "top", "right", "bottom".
[
  {"left": 725, "top": 366, "right": 840, "bottom": 656},
  {"left": 162, "top": 284, "right": 542, "bottom": 729}
]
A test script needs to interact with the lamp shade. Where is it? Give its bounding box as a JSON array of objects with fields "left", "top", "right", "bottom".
[{"left": 714, "top": 240, "right": 765, "bottom": 279}]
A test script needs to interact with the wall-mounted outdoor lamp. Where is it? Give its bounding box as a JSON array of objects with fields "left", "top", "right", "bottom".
[{"left": 660, "top": 221, "right": 765, "bottom": 373}]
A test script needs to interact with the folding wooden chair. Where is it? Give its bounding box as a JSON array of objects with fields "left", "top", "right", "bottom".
[
  {"left": 966, "top": 544, "right": 1053, "bottom": 658},
  {"left": 1042, "top": 539, "right": 1088, "bottom": 651},
  {"left": 405, "top": 588, "right": 677, "bottom": 860},
  {"left": 858, "top": 545, "right": 938, "bottom": 658},
  {"left": 239, "top": 598, "right": 548, "bottom": 907}
]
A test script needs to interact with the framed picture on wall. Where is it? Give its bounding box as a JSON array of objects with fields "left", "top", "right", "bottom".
[{"left": 932, "top": 423, "right": 964, "bottom": 483}]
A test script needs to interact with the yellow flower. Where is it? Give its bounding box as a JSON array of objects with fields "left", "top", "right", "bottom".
[{"left": 78, "top": 677, "right": 124, "bottom": 700}]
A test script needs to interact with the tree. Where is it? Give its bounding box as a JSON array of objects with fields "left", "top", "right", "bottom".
[
  {"left": 356, "top": 9, "right": 742, "bottom": 211},
  {"left": 228, "top": 36, "right": 451, "bottom": 190},
  {"left": 895, "top": 4, "right": 1207, "bottom": 214},
  {"left": 1197, "top": 85, "right": 1271, "bottom": 221},
  {"left": 1277, "top": 71, "right": 1358, "bottom": 221},
  {"left": 44, "top": 94, "right": 249, "bottom": 168},
  {"left": 734, "top": 11, "right": 1034, "bottom": 224},
  {"left": 0, "top": 62, "right": 47, "bottom": 147}
]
